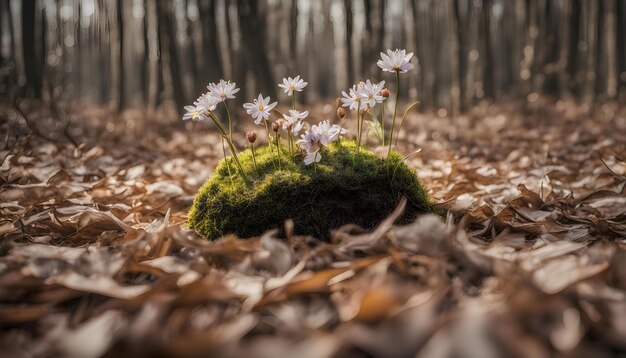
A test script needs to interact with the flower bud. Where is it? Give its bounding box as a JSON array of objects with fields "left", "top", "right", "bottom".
[
  {"left": 335, "top": 97, "right": 342, "bottom": 108},
  {"left": 271, "top": 122, "right": 280, "bottom": 132},
  {"left": 286, "top": 121, "right": 294, "bottom": 129},
  {"left": 337, "top": 107, "right": 346, "bottom": 119},
  {"left": 381, "top": 88, "right": 390, "bottom": 98},
  {"left": 246, "top": 130, "right": 257, "bottom": 143}
]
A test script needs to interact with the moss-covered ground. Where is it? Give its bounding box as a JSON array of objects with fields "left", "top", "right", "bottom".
[{"left": 188, "top": 140, "right": 431, "bottom": 240}]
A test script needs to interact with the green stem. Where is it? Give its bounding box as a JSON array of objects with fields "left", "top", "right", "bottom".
[
  {"left": 224, "top": 101, "right": 233, "bottom": 143},
  {"left": 356, "top": 104, "right": 361, "bottom": 154},
  {"left": 388, "top": 71, "right": 400, "bottom": 158},
  {"left": 209, "top": 112, "right": 246, "bottom": 179},
  {"left": 275, "top": 131, "right": 281, "bottom": 169},
  {"left": 292, "top": 93, "right": 296, "bottom": 111},
  {"left": 395, "top": 100, "right": 421, "bottom": 147},
  {"left": 381, "top": 101, "right": 385, "bottom": 147},
  {"left": 314, "top": 152, "right": 318, "bottom": 173},
  {"left": 251, "top": 143, "right": 258, "bottom": 172},
  {"left": 221, "top": 137, "right": 233, "bottom": 183},
  {"left": 264, "top": 120, "right": 273, "bottom": 150}
]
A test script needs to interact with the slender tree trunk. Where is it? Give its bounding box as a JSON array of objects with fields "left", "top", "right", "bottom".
[
  {"left": 0, "top": 1, "right": 6, "bottom": 98},
  {"left": 156, "top": 0, "right": 185, "bottom": 109},
  {"left": 617, "top": 0, "right": 626, "bottom": 101},
  {"left": 481, "top": 0, "right": 494, "bottom": 99},
  {"left": 199, "top": 0, "right": 223, "bottom": 83},
  {"left": 289, "top": 0, "right": 297, "bottom": 74},
  {"left": 22, "top": 0, "right": 42, "bottom": 98},
  {"left": 117, "top": 0, "right": 126, "bottom": 110},
  {"left": 236, "top": 0, "right": 276, "bottom": 98},
  {"left": 142, "top": 0, "right": 149, "bottom": 103},
  {"left": 566, "top": 0, "right": 581, "bottom": 98},
  {"left": 453, "top": 0, "right": 467, "bottom": 111},
  {"left": 344, "top": 0, "right": 354, "bottom": 86}
]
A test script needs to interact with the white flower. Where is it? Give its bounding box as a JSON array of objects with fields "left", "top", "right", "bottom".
[
  {"left": 298, "top": 130, "right": 321, "bottom": 154},
  {"left": 314, "top": 120, "right": 347, "bottom": 145},
  {"left": 284, "top": 109, "right": 308, "bottom": 122},
  {"left": 297, "top": 120, "right": 347, "bottom": 165},
  {"left": 377, "top": 49, "right": 414, "bottom": 73},
  {"left": 341, "top": 85, "right": 363, "bottom": 111},
  {"left": 207, "top": 79, "right": 240, "bottom": 101},
  {"left": 357, "top": 79, "right": 385, "bottom": 108},
  {"left": 278, "top": 75, "right": 308, "bottom": 96},
  {"left": 283, "top": 110, "right": 308, "bottom": 134},
  {"left": 290, "top": 121, "right": 305, "bottom": 135},
  {"left": 182, "top": 105, "right": 207, "bottom": 121},
  {"left": 243, "top": 93, "right": 277, "bottom": 124},
  {"left": 304, "top": 152, "right": 321, "bottom": 165},
  {"left": 193, "top": 93, "right": 219, "bottom": 112}
]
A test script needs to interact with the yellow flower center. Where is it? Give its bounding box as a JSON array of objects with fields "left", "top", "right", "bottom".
[
  {"left": 259, "top": 105, "right": 265, "bottom": 110},
  {"left": 290, "top": 85, "right": 295, "bottom": 90},
  {"left": 393, "top": 65, "right": 400, "bottom": 71}
]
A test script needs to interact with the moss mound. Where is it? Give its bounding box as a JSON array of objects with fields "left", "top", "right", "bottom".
[{"left": 188, "top": 140, "right": 431, "bottom": 241}]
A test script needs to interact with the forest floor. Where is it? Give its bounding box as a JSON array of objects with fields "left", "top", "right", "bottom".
[{"left": 1, "top": 99, "right": 625, "bottom": 357}]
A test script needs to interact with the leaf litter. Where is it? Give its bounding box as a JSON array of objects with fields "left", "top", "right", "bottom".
[{"left": 0, "top": 100, "right": 625, "bottom": 357}]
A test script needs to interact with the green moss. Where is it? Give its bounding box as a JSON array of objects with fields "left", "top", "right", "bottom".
[{"left": 188, "top": 140, "right": 431, "bottom": 241}]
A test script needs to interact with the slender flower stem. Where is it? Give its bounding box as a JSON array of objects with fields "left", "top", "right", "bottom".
[
  {"left": 292, "top": 93, "right": 296, "bottom": 111},
  {"left": 388, "top": 71, "right": 400, "bottom": 158},
  {"left": 395, "top": 100, "right": 420, "bottom": 146},
  {"left": 314, "top": 152, "right": 318, "bottom": 173},
  {"left": 275, "top": 131, "right": 281, "bottom": 170},
  {"left": 251, "top": 143, "right": 258, "bottom": 172},
  {"left": 208, "top": 112, "right": 246, "bottom": 179},
  {"left": 224, "top": 101, "right": 233, "bottom": 143},
  {"left": 288, "top": 132, "right": 294, "bottom": 157},
  {"left": 221, "top": 137, "right": 233, "bottom": 183},
  {"left": 264, "top": 120, "right": 273, "bottom": 151},
  {"left": 381, "top": 101, "right": 385, "bottom": 147},
  {"left": 356, "top": 102, "right": 361, "bottom": 154}
]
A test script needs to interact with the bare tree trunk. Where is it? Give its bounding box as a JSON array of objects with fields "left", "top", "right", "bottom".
[
  {"left": 199, "top": 0, "right": 223, "bottom": 83},
  {"left": 566, "top": 0, "right": 582, "bottom": 98},
  {"left": 453, "top": 0, "right": 467, "bottom": 111},
  {"left": 142, "top": 0, "right": 149, "bottom": 103},
  {"left": 542, "top": 0, "right": 560, "bottom": 96},
  {"left": 156, "top": 0, "right": 185, "bottom": 109},
  {"left": 289, "top": 0, "right": 298, "bottom": 74},
  {"left": 75, "top": 1, "right": 82, "bottom": 101},
  {"left": 617, "top": 0, "right": 626, "bottom": 101},
  {"left": 344, "top": 0, "right": 354, "bottom": 86},
  {"left": 117, "top": 0, "right": 126, "bottom": 110},
  {"left": 237, "top": 0, "right": 276, "bottom": 98},
  {"left": 22, "top": 0, "right": 42, "bottom": 98},
  {"left": 481, "top": 0, "right": 494, "bottom": 99},
  {"left": 39, "top": 4, "right": 47, "bottom": 100}
]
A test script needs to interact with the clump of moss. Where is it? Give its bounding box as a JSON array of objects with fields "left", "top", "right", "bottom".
[{"left": 188, "top": 140, "right": 430, "bottom": 241}]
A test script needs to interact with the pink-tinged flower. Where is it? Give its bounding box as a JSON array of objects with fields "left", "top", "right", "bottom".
[{"left": 297, "top": 120, "right": 347, "bottom": 165}]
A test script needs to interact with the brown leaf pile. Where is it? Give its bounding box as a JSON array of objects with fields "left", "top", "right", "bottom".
[{"left": 1, "top": 100, "right": 625, "bottom": 357}]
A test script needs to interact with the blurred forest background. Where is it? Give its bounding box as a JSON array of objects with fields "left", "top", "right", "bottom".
[{"left": 1, "top": 0, "right": 625, "bottom": 114}]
